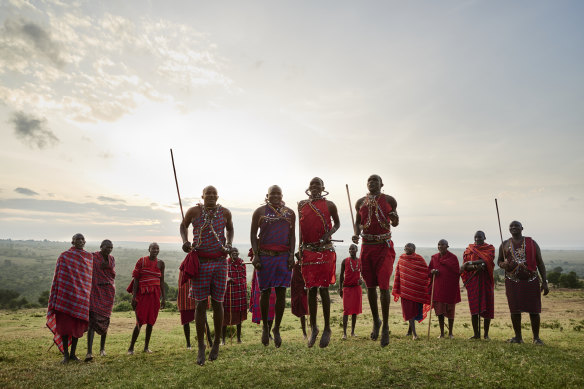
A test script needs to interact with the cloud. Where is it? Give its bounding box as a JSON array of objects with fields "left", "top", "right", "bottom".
[
  {"left": 14, "top": 187, "right": 39, "bottom": 196},
  {"left": 3, "top": 17, "right": 65, "bottom": 68},
  {"left": 97, "top": 196, "right": 126, "bottom": 203},
  {"left": 9, "top": 111, "right": 59, "bottom": 149}
]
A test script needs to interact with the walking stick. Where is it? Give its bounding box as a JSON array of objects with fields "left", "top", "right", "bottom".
[
  {"left": 478, "top": 267, "right": 482, "bottom": 338},
  {"left": 495, "top": 198, "right": 506, "bottom": 262},
  {"left": 427, "top": 273, "right": 436, "bottom": 340},
  {"left": 346, "top": 184, "right": 357, "bottom": 236}
]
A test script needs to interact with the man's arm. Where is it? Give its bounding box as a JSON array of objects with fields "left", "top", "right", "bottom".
[
  {"left": 250, "top": 207, "right": 262, "bottom": 268},
  {"left": 324, "top": 200, "right": 340, "bottom": 243},
  {"left": 159, "top": 260, "right": 166, "bottom": 308},
  {"left": 180, "top": 206, "right": 198, "bottom": 253},
  {"left": 352, "top": 197, "right": 364, "bottom": 243},
  {"left": 534, "top": 240, "right": 549, "bottom": 295},
  {"left": 497, "top": 242, "right": 507, "bottom": 270},
  {"left": 224, "top": 208, "right": 234, "bottom": 251},
  {"left": 287, "top": 208, "right": 296, "bottom": 270},
  {"left": 339, "top": 259, "right": 345, "bottom": 297},
  {"left": 386, "top": 195, "right": 399, "bottom": 227}
]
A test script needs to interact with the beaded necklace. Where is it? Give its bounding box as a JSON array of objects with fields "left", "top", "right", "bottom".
[
  {"left": 194, "top": 204, "right": 225, "bottom": 249},
  {"left": 348, "top": 257, "right": 360, "bottom": 273},
  {"left": 261, "top": 201, "right": 292, "bottom": 225},
  {"left": 302, "top": 196, "right": 330, "bottom": 233},
  {"left": 362, "top": 194, "right": 391, "bottom": 231},
  {"left": 509, "top": 238, "right": 526, "bottom": 264}
]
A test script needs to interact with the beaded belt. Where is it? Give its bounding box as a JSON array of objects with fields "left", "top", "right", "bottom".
[
  {"left": 259, "top": 249, "right": 289, "bottom": 257},
  {"left": 302, "top": 242, "right": 335, "bottom": 252},
  {"left": 361, "top": 232, "right": 391, "bottom": 242}
]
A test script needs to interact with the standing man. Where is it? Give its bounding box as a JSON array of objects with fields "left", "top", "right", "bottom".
[
  {"left": 127, "top": 242, "right": 166, "bottom": 354},
  {"left": 250, "top": 185, "right": 296, "bottom": 347},
  {"left": 392, "top": 243, "right": 431, "bottom": 340},
  {"left": 352, "top": 174, "right": 398, "bottom": 347},
  {"left": 462, "top": 231, "right": 496, "bottom": 339},
  {"left": 498, "top": 221, "right": 549, "bottom": 344},
  {"left": 85, "top": 239, "right": 116, "bottom": 361},
  {"left": 46, "top": 233, "right": 93, "bottom": 363},
  {"left": 180, "top": 185, "right": 234, "bottom": 365},
  {"left": 339, "top": 244, "right": 363, "bottom": 339},
  {"left": 429, "top": 239, "right": 461, "bottom": 339},
  {"left": 298, "top": 177, "right": 340, "bottom": 348},
  {"left": 221, "top": 247, "right": 248, "bottom": 344}
]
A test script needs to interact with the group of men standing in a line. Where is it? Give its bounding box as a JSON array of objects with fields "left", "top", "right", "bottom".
[{"left": 47, "top": 174, "right": 549, "bottom": 365}]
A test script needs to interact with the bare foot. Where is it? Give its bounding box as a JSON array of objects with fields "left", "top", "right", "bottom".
[
  {"left": 237, "top": 339, "right": 242, "bottom": 344},
  {"left": 448, "top": 334, "right": 454, "bottom": 339},
  {"left": 351, "top": 333, "right": 356, "bottom": 337},
  {"left": 371, "top": 319, "right": 382, "bottom": 340},
  {"left": 196, "top": 347, "right": 206, "bottom": 366},
  {"left": 273, "top": 328, "right": 282, "bottom": 348},
  {"left": 437, "top": 335, "right": 444, "bottom": 339},
  {"left": 84, "top": 353, "right": 93, "bottom": 362},
  {"left": 533, "top": 338, "right": 545, "bottom": 345},
  {"left": 99, "top": 350, "right": 106, "bottom": 357},
  {"left": 308, "top": 327, "right": 319, "bottom": 348},
  {"left": 209, "top": 343, "right": 220, "bottom": 361},
  {"left": 261, "top": 327, "right": 269, "bottom": 346},
  {"left": 380, "top": 325, "right": 390, "bottom": 347},
  {"left": 61, "top": 356, "right": 69, "bottom": 364},
  {"left": 69, "top": 355, "right": 80, "bottom": 362},
  {"left": 412, "top": 335, "right": 419, "bottom": 340},
  {"left": 220, "top": 340, "right": 225, "bottom": 346},
  {"left": 127, "top": 350, "right": 134, "bottom": 355},
  {"left": 143, "top": 349, "right": 153, "bottom": 353},
  {"left": 469, "top": 335, "right": 480, "bottom": 340},
  {"left": 319, "top": 328, "right": 331, "bottom": 348},
  {"left": 342, "top": 334, "right": 347, "bottom": 340}
]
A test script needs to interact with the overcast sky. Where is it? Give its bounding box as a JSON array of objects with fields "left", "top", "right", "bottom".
[{"left": 1, "top": 0, "right": 583, "bottom": 249}]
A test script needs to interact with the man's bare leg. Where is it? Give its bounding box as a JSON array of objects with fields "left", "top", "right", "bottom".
[
  {"left": 300, "top": 316, "right": 307, "bottom": 340},
  {"left": 144, "top": 324, "right": 153, "bottom": 351},
  {"left": 195, "top": 300, "right": 208, "bottom": 365},
  {"left": 379, "top": 289, "right": 390, "bottom": 347},
  {"left": 447, "top": 318, "right": 454, "bottom": 338},
  {"left": 260, "top": 288, "right": 271, "bottom": 346},
  {"left": 209, "top": 299, "right": 223, "bottom": 360},
  {"left": 268, "top": 319, "right": 274, "bottom": 339},
  {"left": 437, "top": 315, "right": 445, "bottom": 338},
  {"left": 483, "top": 318, "right": 491, "bottom": 339},
  {"left": 342, "top": 315, "right": 348, "bottom": 339},
  {"left": 61, "top": 335, "right": 70, "bottom": 363},
  {"left": 509, "top": 313, "right": 523, "bottom": 343},
  {"left": 307, "top": 287, "right": 319, "bottom": 347},
  {"left": 69, "top": 337, "right": 79, "bottom": 361},
  {"left": 128, "top": 324, "right": 141, "bottom": 353},
  {"left": 85, "top": 328, "right": 94, "bottom": 361},
  {"left": 183, "top": 323, "right": 191, "bottom": 349},
  {"left": 205, "top": 318, "right": 213, "bottom": 347},
  {"left": 366, "top": 287, "right": 381, "bottom": 340},
  {"left": 236, "top": 323, "right": 242, "bottom": 343},
  {"left": 351, "top": 314, "right": 357, "bottom": 336},
  {"left": 470, "top": 314, "right": 480, "bottom": 339},
  {"left": 272, "top": 287, "right": 286, "bottom": 348},
  {"left": 319, "top": 287, "right": 332, "bottom": 348},
  {"left": 221, "top": 325, "right": 227, "bottom": 345},
  {"left": 100, "top": 334, "right": 107, "bottom": 355},
  {"left": 409, "top": 319, "right": 418, "bottom": 339},
  {"left": 530, "top": 313, "right": 543, "bottom": 344}
]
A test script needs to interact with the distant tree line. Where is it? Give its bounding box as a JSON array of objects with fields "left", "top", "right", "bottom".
[
  {"left": 0, "top": 289, "right": 48, "bottom": 309},
  {"left": 547, "top": 267, "right": 583, "bottom": 288}
]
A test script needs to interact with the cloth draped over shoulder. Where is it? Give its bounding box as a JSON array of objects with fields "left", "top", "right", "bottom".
[
  {"left": 89, "top": 252, "right": 116, "bottom": 318},
  {"left": 392, "top": 253, "right": 431, "bottom": 322},
  {"left": 46, "top": 247, "right": 93, "bottom": 352},
  {"left": 359, "top": 194, "right": 392, "bottom": 238},
  {"left": 126, "top": 256, "right": 161, "bottom": 294},
  {"left": 224, "top": 257, "right": 248, "bottom": 312},
  {"left": 429, "top": 251, "right": 461, "bottom": 305},
  {"left": 462, "top": 243, "right": 496, "bottom": 318},
  {"left": 299, "top": 199, "right": 332, "bottom": 243}
]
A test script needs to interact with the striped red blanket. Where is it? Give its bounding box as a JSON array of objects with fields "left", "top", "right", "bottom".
[
  {"left": 392, "top": 253, "right": 431, "bottom": 322},
  {"left": 89, "top": 252, "right": 116, "bottom": 318},
  {"left": 126, "top": 256, "right": 161, "bottom": 294},
  {"left": 46, "top": 247, "right": 93, "bottom": 352}
]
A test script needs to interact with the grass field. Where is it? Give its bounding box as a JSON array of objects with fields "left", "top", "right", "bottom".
[{"left": 1, "top": 288, "right": 583, "bottom": 388}]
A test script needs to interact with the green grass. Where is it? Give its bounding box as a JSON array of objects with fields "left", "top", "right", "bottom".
[{"left": 1, "top": 289, "right": 583, "bottom": 388}]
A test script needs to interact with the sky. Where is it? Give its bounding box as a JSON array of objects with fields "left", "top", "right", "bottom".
[{"left": 1, "top": 0, "right": 583, "bottom": 249}]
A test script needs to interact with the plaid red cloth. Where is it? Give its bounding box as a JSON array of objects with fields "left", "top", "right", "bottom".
[
  {"left": 429, "top": 251, "right": 461, "bottom": 305},
  {"left": 392, "top": 253, "right": 431, "bottom": 322},
  {"left": 46, "top": 247, "right": 93, "bottom": 352},
  {"left": 89, "top": 252, "right": 116, "bottom": 318},
  {"left": 249, "top": 269, "right": 275, "bottom": 324},
  {"left": 291, "top": 261, "right": 308, "bottom": 317},
  {"left": 189, "top": 259, "right": 228, "bottom": 302},
  {"left": 224, "top": 257, "right": 248, "bottom": 312},
  {"left": 177, "top": 270, "right": 197, "bottom": 311},
  {"left": 126, "top": 256, "right": 161, "bottom": 294},
  {"left": 462, "top": 244, "right": 496, "bottom": 319}
]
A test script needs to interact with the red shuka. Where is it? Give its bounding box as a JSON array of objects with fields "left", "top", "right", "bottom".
[
  {"left": 428, "top": 251, "right": 461, "bottom": 305},
  {"left": 342, "top": 257, "right": 362, "bottom": 316},
  {"left": 392, "top": 253, "right": 431, "bottom": 322},
  {"left": 89, "top": 252, "right": 116, "bottom": 318},
  {"left": 462, "top": 243, "right": 496, "bottom": 318},
  {"left": 291, "top": 261, "right": 308, "bottom": 317},
  {"left": 128, "top": 256, "right": 162, "bottom": 326}
]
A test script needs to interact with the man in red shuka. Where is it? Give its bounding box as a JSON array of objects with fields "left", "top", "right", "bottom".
[
  {"left": 498, "top": 221, "right": 549, "bottom": 345},
  {"left": 429, "top": 239, "right": 461, "bottom": 339},
  {"left": 461, "top": 231, "right": 496, "bottom": 339},
  {"left": 127, "top": 242, "right": 166, "bottom": 354},
  {"left": 339, "top": 244, "right": 362, "bottom": 339},
  {"left": 352, "top": 174, "right": 399, "bottom": 347},
  {"left": 46, "top": 233, "right": 93, "bottom": 363},
  {"left": 392, "top": 243, "right": 431, "bottom": 340},
  {"left": 298, "top": 177, "right": 340, "bottom": 348},
  {"left": 85, "top": 239, "right": 116, "bottom": 361}
]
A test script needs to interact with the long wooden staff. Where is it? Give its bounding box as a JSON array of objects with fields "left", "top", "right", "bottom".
[
  {"left": 495, "top": 198, "right": 506, "bottom": 261},
  {"left": 478, "top": 267, "right": 482, "bottom": 338},
  {"left": 427, "top": 273, "right": 436, "bottom": 340},
  {"left": 346, "top": 184, "right": 357, "bottom": 235}
]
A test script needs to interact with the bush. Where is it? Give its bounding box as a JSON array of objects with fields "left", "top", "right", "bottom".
[
  {"left": 162, "top": 302, "right": 177, "bottom": 312},
  {"left": 113, "top": 301, "right": 133, "bottom": 312},
  {"left": 38, "top": 290, "right": 50, "bottom": 306},
  {"left": 559, "top": 272, "right": 583, "bottom": 289}
]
